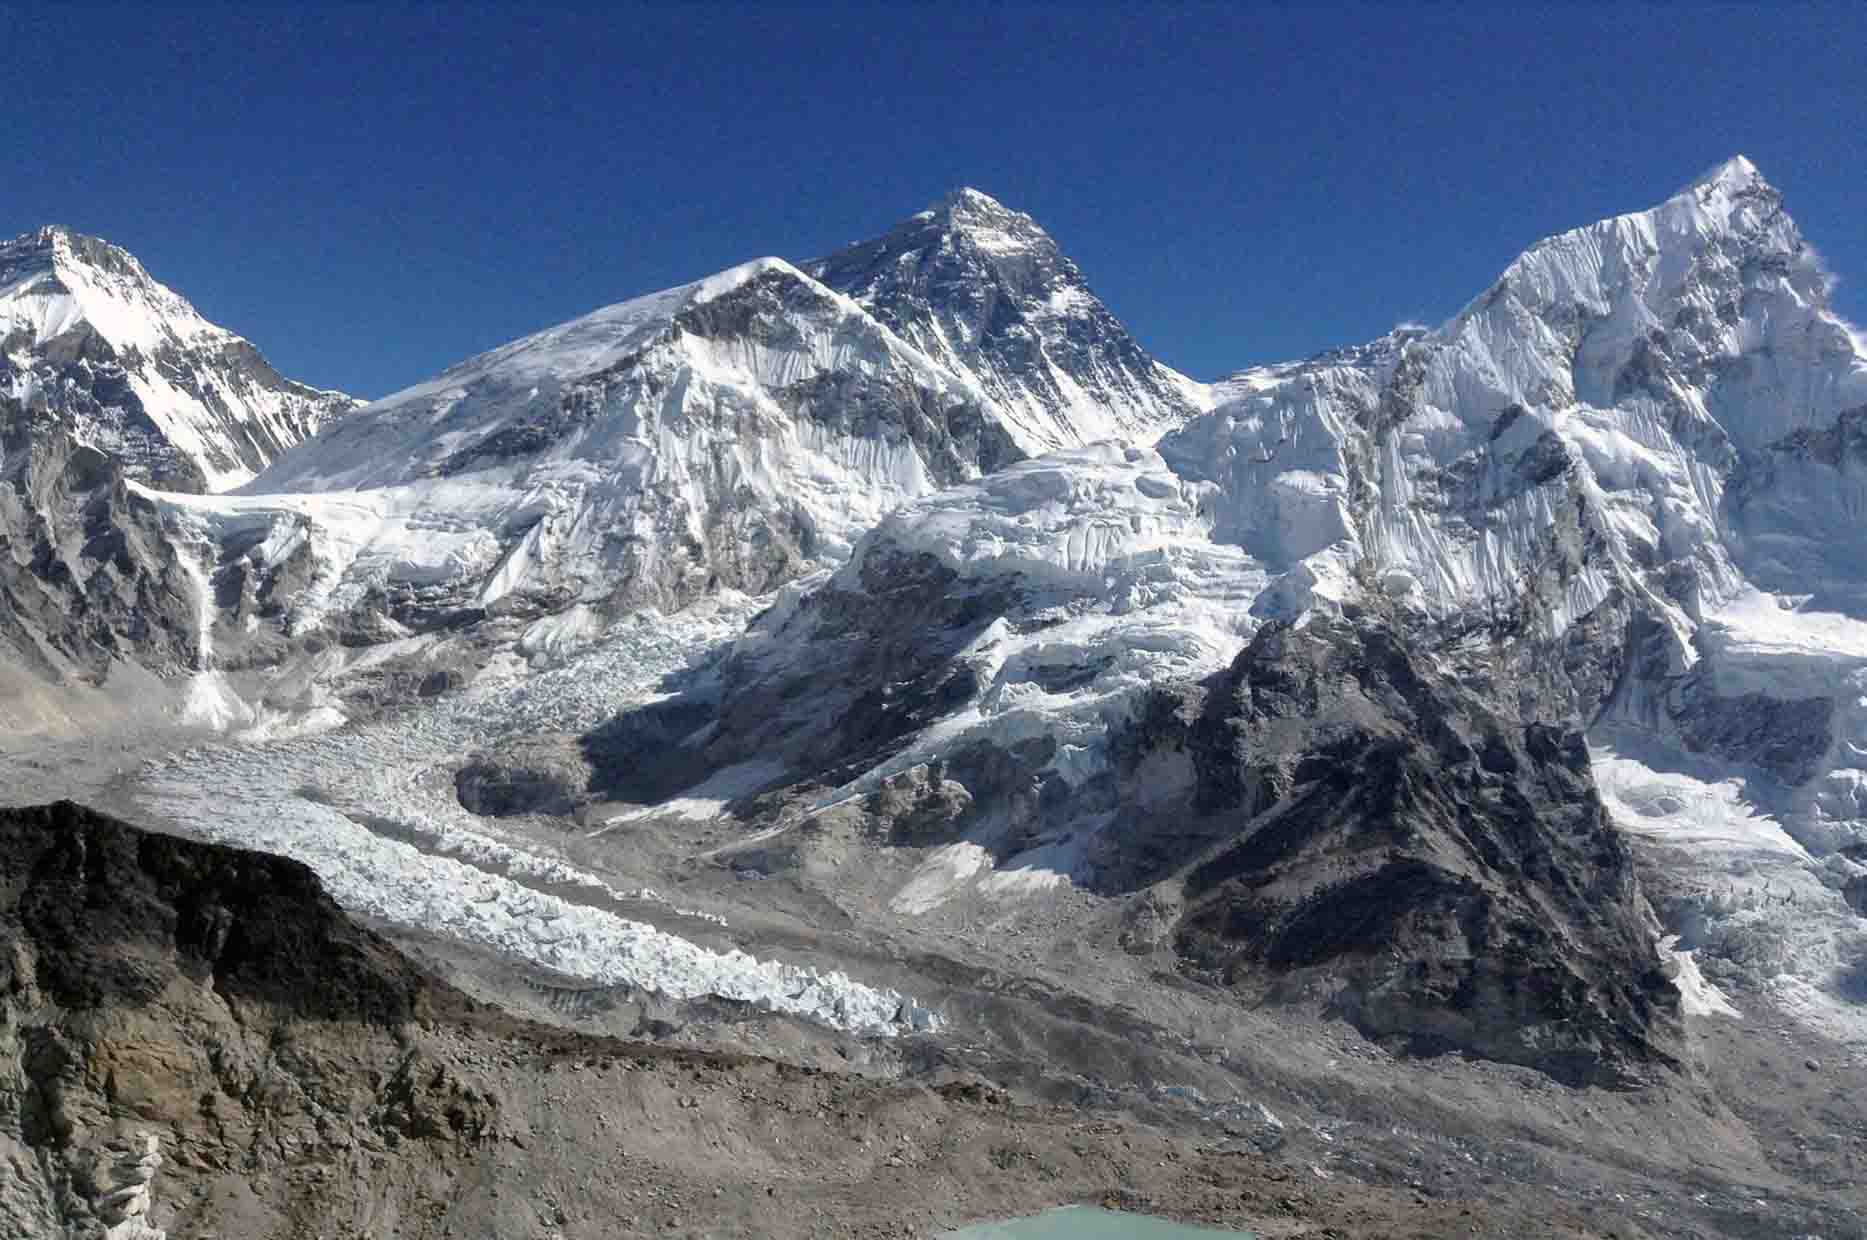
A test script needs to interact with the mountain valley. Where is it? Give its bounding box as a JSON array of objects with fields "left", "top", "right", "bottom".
[{"left": 5, "top": 161, "right": 1867, "bottom": 1237}]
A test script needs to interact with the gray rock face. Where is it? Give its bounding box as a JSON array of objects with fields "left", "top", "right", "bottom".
[
  {"left": 1, "top": 228, "right": 359, "bottom": 493},
  {"left": 0, "top": 399, "right": 199, "bottom": 686},
  {"left": 1668, "top": 671, "right": 1834, "bottom": 786},
  {"left": 1157, "top": 615, "right": 1680, "bottom": 1087},
  {"left": 0, "top": 801, "right": 475, "bottom": 1240},
  {"left": 455, "top": 735, "right": 592, "bottom": 818},
  {"left": 808, "top": 188, "right": 1205, "bottom": 451}
]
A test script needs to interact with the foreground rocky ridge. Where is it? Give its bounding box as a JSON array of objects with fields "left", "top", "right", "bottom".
[{"left": 7, "top": 800, "right": 1776, "bottom": 1240}]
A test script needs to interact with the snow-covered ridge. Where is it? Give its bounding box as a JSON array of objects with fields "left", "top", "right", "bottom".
[
  {"left": 210, "top": 256, "right": 1026, "bottom": 626},
  {"left": 36, "top": 186, "right": 1213, "bottom": 662},
  {"left": 1, "top": 226, "right": 359, "bottom": 490},
  {"left": 2, "top": 226, "right": 216, "bottom": 354},
  {"left": 250, "top": 256, "right": 978, "bottom": 492}
]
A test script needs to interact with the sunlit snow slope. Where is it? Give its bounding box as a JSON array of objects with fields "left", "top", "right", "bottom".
[
  {"left": 0, "top": 227, "right": 358, "bottom": 491},
  {"left": 218, "top": 257, "right": 1026, "bottom": 627}
]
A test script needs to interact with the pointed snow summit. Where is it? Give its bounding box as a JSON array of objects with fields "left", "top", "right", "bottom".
[
  {"left": 807, "top": 187, "right": 1208, "bottom": 451},
  {"left": 0, "top": 226, "right": 359, "bottom": 491}
]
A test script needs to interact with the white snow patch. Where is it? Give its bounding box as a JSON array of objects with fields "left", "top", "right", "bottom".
[
  {"left": 1661, "top": 935, "right": 1741, "bottom": 1019},
  {"left": 602, "top": 759, "right": 789, "bottom": 827}
]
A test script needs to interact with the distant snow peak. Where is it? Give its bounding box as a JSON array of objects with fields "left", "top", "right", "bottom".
[
  {"left": 2, "top": 224, "right": 359, "bottom": 492},
  {"left": 927, "top": 185, "right": 1051, "bottom": 254}
]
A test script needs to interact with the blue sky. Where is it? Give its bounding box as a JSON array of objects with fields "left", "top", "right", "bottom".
[{"left": 4, "top": 3, "right": 1864, "bottom": 399}]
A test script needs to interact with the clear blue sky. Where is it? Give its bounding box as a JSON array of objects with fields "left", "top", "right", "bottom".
[{"left": 4, "top": 3, "right": 1864, "bottom": 399}]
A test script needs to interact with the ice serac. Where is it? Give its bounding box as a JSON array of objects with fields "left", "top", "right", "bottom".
[
  {"left": 589, "top": 157, "right": 1867, "bottom": 1063},
  {"left": 0, "top": 227, "right": 359, "bottom": 492},
  {"left": 808, "top": 188, "right": 1209, "bottom": 453}
]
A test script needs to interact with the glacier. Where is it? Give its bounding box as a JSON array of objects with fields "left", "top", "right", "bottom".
[{"left": 16, "top": 162, "right": 1867, "bottom": 1050}]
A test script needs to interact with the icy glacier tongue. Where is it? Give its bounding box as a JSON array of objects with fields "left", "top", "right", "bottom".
[
  {"left": 130, "top": 591, "right": 930, "bottom": 1037},
  {"left": 808, "top": 187, "right": 1210, "bottom": 453},
  {"left": 604, "top": 156, "right": 1867, "bottom": 1053},
  {"left": 0, "top": 227, "right": 358, "bottom": 492}
]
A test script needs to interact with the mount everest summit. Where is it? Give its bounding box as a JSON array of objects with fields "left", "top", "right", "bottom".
[{"left": 7, "top": 160, "right": 1867, "bottom": 1235}]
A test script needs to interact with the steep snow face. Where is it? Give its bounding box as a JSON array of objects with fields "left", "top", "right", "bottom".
[
  {"left": 0, "top": 228, "right": 359, "bottom": 491},
  {"left": 235, "top": 258, "right": 1023, "bottom": 622},
  {"left": 808, "top": 188, "right": 1209, "bottom": 453},
  {"left": 1182, "top": 158, "right": 1864, "bottom": 620}
]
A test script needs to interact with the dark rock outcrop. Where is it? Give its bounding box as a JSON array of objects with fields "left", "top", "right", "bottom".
[
  {"left": 0, "top": 800, "right": 448, "bottom": 1027},
  {"left": 1155, "top": 616, "right": 1681, "bottom": 1087},
  {"left": 455, "top": 735, "right": 593, "bottom": 818},
  {"left": 0, "top": 802, "right": 491, "bottom": 1239}
]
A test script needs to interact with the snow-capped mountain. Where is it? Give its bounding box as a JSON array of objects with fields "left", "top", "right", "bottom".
[
  {"left": 12, "top": 162, "right": 1867, "bottom": 1082},
  {"left": 219, "top": 192, "right": 1210, "bottom": 641},
  {"left": 808, "top": 187, "right": 1209, "bottom": 451},
  {"left": 576, "top": 156, "right": 1867, "bottom": 1063},
  {"left": 0, "top": 226, "right": 358, "bottom": 492},
  {"left": 219, "top": 256, "right": 1021, "bottom": 641}
]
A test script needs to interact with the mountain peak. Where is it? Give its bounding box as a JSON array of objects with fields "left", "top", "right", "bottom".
[
  {"left": 935, "top": 185, "right": 1012, "bottom": 216},
  {"left": 2, "top": 225, "right": 358, "bottom": 491},
  {"left": 922, "top": 186, "right": 1055, "bottom": 255},
  {"left": 2, "top": 225, "right": 153, "bottom": 285},
  {"left": 1680, "top": 153, "right": 1767, "bottom": 199},
  {"left": 809, "top": 190, "right": 1206, "bottom": 453}
]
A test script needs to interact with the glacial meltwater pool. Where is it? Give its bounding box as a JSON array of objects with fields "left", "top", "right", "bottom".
[{"left": 942, "top": 1205, "right": 1255, "bottom": 1238}]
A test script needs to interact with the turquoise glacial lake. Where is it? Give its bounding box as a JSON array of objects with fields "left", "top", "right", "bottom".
[{"left": 942, "top": 1205, "right": 1255, "bottom": 1238}]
